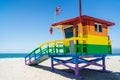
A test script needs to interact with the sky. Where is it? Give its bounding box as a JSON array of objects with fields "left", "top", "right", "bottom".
[{"left": 0, "top": 0, "right": 120, "bottom": 53}]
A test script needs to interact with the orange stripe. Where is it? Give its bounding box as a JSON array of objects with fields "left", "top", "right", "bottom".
[{"left": 83, "top": 25, "right": 108, "bottom": 37}]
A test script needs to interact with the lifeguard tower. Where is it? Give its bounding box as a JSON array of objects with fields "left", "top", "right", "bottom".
[
  {"left": 25, "top": 0, "right": 115, "bottom": 78},
  {"left": 51, "top": 15, "right": 114, "bottom": 54}
]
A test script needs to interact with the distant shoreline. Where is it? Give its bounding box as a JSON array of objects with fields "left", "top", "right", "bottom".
[
  {"left": 0, "top": 53, "right": 120, "bottom": 59},
  {"left": 0, "top": 53, "right": 27, "bottom": 58}
]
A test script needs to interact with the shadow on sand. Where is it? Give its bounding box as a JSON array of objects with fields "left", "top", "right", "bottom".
[{"left": 30, "top": 64, "right": 120, "bottom": 80}]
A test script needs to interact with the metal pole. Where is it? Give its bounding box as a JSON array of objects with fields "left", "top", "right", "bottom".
[
  {"left": 79, "top": 0, "right": 82, "bottom": 18},
  {"left": 79, "top": 0, "right": 83, "bottom": 53}
]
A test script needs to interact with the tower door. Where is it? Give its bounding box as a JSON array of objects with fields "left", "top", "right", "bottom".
[{"left": 70, "top": 40, "right": 74, "bottom": 54}]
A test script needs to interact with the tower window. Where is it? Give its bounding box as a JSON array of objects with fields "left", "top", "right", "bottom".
[
  {"left": 94, "top": 23, "right": 102, "bottom": 32},
  {"left": 64, "top": 27, "right": 73, "bottom": 38}
]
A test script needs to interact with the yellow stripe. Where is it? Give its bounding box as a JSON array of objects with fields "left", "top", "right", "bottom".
[
  {"left": 38, "top": 34, "right": 111, "bottom": 49},
  {"left": 83, "top": 35, "right": 110, "bottom": 45},
  {"left": 83, "top": 34, "right": 108, "bottom": 39}
]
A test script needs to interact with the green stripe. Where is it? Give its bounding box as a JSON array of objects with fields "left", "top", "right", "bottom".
[
  {"left": 74, "top": 44, "right": 111, "bottom": 54},
  {"left": 42, "top": 44, "right": 112, "bottom": 55}
]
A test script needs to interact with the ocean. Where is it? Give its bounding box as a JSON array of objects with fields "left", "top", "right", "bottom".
[
  {"left": 0, "top": 53, "right": 28, "bottom": 58},
  {"left": 0, "top": 53, "right": 120, "bottom": 58}
]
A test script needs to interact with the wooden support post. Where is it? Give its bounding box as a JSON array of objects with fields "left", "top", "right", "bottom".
[
  {"left": 102, "top": 56, "right": 106, "bottom": 71},
  {"left": 51, "top": 56, "right": 54, "bottom": 72}
]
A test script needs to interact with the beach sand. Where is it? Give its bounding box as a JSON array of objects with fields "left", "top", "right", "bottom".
[{"left": 0, "top": 56, "right": 120, "bottom": 80}]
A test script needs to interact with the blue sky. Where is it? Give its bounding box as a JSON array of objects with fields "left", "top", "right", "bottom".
[{"left": 0, "top": 0, "right": 120, "bottom": 53}]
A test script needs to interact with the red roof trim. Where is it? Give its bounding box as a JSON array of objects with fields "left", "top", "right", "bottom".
[
  {"left": 52, "top": 17, "right": 80, "bottom": 26},
  {"left": 82, "top": 15, "right": 115, "bottom": 26},
  {"left": 52, "top": 15, "right": 115, "bottom": 27}
]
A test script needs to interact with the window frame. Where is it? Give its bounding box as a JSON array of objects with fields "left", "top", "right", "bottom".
[{"left": 94, "top": 23, "right": 102, "bottom": 32}]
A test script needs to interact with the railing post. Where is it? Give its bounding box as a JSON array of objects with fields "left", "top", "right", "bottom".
[
  {"left": 47, "top": 43, "right": 49, "bottom": 54},
  {"left": 54, "top": 42, "right": 56, "bottom": 54},
  {"left": 63, "top": 40, "right": 65, "bottom": 54},
  {"left": 34, "top": 51, "right": 36, "bottom": 60},
  {"left": 80, "top": 38, "right": 83, "bottom": 54},
  {"left": 58, "top": 43, "right": 60, "bottom": 54},
  {"left": 40, "top": 48, "right": 42, "bottom": 55}
]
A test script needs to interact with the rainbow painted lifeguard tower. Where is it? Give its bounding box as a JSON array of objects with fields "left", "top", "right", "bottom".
[
  {"left": 51, "top": 15, "right": 114, "bottom": 54},
  {"left": 25, "top": 0, "right": 115, "bottom": 78}
]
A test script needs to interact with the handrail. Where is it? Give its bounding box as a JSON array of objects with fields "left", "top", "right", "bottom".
[
  {"left": 38, "top": 37, "right": 82, "bottom": 48},
  {"left": 25, "top": 37, "right": 112, "bottom": 65},
  {"left": 28, "top": 37, "right": 82, "bottom": 55}
]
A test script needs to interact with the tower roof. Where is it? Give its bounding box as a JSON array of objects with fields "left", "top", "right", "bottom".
[{"left": 52, "top": 15, "right": 115, "bottom": 27}]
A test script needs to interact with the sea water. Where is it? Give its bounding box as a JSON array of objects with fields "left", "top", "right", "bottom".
[
  {"left": 0, "top": 53, "right": 28, "bottom": 58},
  {"left": 0, "top": 53, "right": 120, "bottom": 58}
]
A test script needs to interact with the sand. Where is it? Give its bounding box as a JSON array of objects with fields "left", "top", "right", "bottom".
[{"left": 0, "top": 56, "right": 120, "bottom": 80}]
